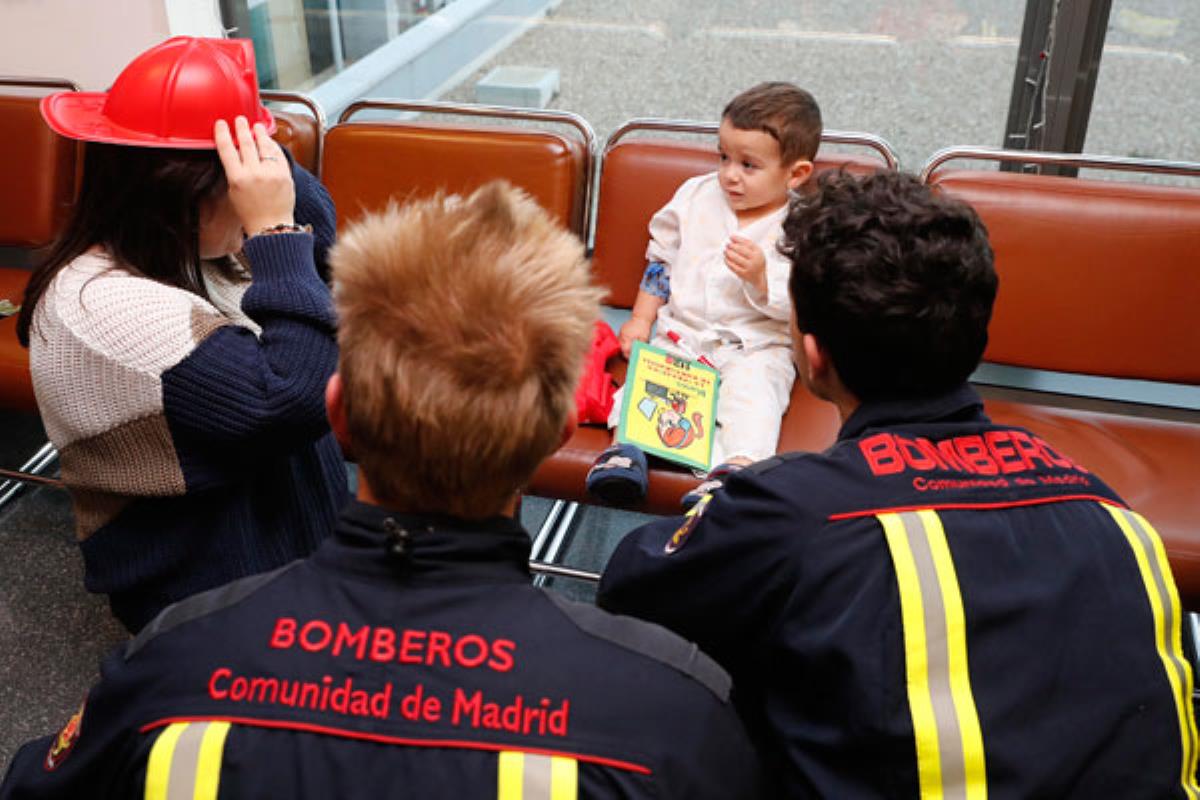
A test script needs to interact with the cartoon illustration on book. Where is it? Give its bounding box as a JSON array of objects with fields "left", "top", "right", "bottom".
[
  {"left": 644, "top": 388, "right": 705, "bottom": 450},
  {"left": 618, "top": 341, "right": 719, "bottom": 471}
]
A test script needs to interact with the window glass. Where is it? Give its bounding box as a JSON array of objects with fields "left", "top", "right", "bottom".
[
  {"left": 443, "top": 1, "right": 1029, "bottom": 172},
  {"left": 1085, "top": 1, "right": 1197, "bottom": 179},
  {"left": 234, "top": 1, "right": 1032, "bottom": 171},
  {"left": 225, "top": 0, "right": 459, "bottom": 90}
]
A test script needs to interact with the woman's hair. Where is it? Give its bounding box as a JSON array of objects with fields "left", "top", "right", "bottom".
[{"left": 17, "top": 142, "right": 229, "bottom": 346}]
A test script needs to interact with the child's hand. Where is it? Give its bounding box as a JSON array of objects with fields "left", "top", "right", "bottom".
[
  {"left": 619, "top": 316, "right": 653, "bottom": 359},
  {"left": 725, "top": 236, "right": 768, "bottom": 294}
]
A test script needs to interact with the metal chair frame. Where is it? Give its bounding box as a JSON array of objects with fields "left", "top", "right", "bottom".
[
  {"left": 920, "top": 145, "right": 1200, "bottom": 183},
  {"left": 604, "top": 117, "right": 900, "bottom": 170},
  {"left": 260, "top": 89, "right": 328, "bottom": 179}
]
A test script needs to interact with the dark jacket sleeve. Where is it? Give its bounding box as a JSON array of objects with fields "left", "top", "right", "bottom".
[
  {"left": 160, "top": 230, "right": 339, "bottom": 462},
  {"left": 0, "top": 654, "right": 142, "bottom": 799},
  {"left": 598, "top": 470, "right": 804, "bottom": 679},
  {"left": 289, "top": 159, "right": 337, "bottom": 282},
  {"left": 156, "top": 160, "right": 339, "bottom": 482}
]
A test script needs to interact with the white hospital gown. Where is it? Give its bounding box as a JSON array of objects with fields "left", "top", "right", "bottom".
[{"left": 610, "top": 172, "right": 796, "bottom": 465}]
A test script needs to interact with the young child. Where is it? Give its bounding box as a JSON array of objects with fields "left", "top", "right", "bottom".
[{"left": 587, "top": 82, "right": 822, "bottom": 508}]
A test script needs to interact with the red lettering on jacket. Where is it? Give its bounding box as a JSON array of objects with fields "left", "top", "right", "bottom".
[
  {"left": 454, "top": 635, "right": 489, "bottom": 668},
  {"left": 270, "top": 618, "right": 296, "bottom": 649},
  {"left": 953, "top": 436, "right": 1000, "bottom": 475},
  {"left": 300, "top": 620, "right": 333, "bottom": 652},
  {"left": 897, "top": 436, "right": 942, "bottom": 471},
  {"left": 371, "top": 628, "right": 396, "bottom": 662},
  {"left": 209, "top": 667, "right": 232, "bottom": 699},
  {"left": 398, "top": 629, "right": 426, "bottom": 665},
  {"left": 426, "top": 631, "right": 453, "bottom": 667},
  {"left": 860, "top": 433, "right": 905, "bottom": 476},
  {"left": 856, "top": 430, "right": 1089, "bottom": 480},
  {"left": 1010, "top": 430, "right": 1054, "bottom": 470},
  {"left": 984, "top": 431, "right": 1030, "bottom": 474},
  {"left": 489, "top": 639, "right": 516, "bottom": 673},
  {"left": 331, "top": 624, "right": 369, "bottom": 659}
]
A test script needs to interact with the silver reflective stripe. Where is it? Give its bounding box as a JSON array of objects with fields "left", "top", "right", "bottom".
[
  {"left": 523, "top": 753, "right": 553, "bottom": 798},
  {"left": 165, "top": 722, "right": 209, "bottom": 800}
]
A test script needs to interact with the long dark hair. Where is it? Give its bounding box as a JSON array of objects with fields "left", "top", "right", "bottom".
[{"left": 17, "top": 142, "right": 229, "bottom": 347}]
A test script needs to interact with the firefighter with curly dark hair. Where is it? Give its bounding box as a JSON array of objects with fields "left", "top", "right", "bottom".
[{"left": 600, "top": 170, "right": 1198, "bottom": 799}]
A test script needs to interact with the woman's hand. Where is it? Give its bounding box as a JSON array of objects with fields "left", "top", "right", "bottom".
[{"left": 214, "top": 116, "right": 295, "bottom": 235}]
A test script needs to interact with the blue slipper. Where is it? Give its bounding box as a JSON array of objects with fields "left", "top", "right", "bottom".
[
  {"left": 681, "top": 462, "right": 743, "bottom": 511},
  {"left": 586, "top": 444, "right": 648, "bottom": 506}
]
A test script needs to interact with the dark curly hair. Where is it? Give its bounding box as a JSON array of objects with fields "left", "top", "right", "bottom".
[{"left": 781, "top": 170, "right": 997, "bottom": 402}]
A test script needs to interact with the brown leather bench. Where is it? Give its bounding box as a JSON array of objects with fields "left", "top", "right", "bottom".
[
  {"left": 528, "top": 124, "right": 898, "bottom": 508},
  {"left": 262, "top": 90, "right": 325, "bottom": 177},
  {"left": 0, "top": 79, "right": 79, "bottom": 412},
  {"left": 923, "top": 148, "right": 1200, "bottom": 609},
  {"left": 321, "top": 99, "right": 593, "bottom": 236}
]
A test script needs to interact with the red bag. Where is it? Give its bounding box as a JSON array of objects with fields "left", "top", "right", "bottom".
[{"left": 574, "top": 321, "right": 621, "bottom": 424}]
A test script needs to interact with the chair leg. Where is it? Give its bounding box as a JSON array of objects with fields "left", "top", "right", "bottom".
[{"left": 0, "top": 441, "right": 60, "bottom": 509}]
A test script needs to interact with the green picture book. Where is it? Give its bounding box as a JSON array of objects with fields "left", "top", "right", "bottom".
[{"left": 616, "top": 341, "right": 720, "bottom": 471}]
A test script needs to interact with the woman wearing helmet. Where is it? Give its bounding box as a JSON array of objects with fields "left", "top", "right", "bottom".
[{"left": 18, "top": 37, "right": 348, "bottom": 632}]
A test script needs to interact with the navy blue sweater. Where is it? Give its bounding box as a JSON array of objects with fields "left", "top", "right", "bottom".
[{"left": 67, "top": 163, "right": 348, "bottom": 632}]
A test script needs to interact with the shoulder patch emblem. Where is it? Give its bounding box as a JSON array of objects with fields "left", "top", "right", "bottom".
[
  {"left": 665, "top": 494, "right": 712, "bottom": 554},
  {"left": 44, "top": 698, "right": 85, "bottom": 771}
]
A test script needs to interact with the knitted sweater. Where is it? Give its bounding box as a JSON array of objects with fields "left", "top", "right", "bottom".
[{"left": 29, "top": 165, "right": 348, "bottom": 632}]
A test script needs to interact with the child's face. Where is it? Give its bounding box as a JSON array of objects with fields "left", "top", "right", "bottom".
[{"left": 717, "top": 119, "right": 802, "bottom": 220}]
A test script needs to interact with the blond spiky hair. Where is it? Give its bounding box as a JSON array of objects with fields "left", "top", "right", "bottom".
[{"left": 330, "top": 181, "right": 602, "bottom": 517}]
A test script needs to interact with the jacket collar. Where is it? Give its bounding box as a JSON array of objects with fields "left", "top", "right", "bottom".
[
  {"left": 837, "top": 383, "right": 988, "bottom": 441},
  {"left": 313, "top": 499, "right": 532, "bottom": 585}
]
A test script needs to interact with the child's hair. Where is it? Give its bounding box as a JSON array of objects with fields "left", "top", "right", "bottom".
[
  {"left": 330, "top": 181, "right": 603, "bottom": 517},
  {"left": 722, "top": 82, "right": 823, "bottom": 164}
]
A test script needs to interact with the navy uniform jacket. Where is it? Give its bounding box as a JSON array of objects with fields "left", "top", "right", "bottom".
[
  {"left": 2, "top": 501, "right": 762, "bottom": 799},
  {"left": 599, "top": 384, "right": 1199, "bottom": 799}
]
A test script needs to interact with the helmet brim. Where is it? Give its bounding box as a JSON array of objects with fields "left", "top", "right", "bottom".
[{"left": 40, "top": 92, "right": 276, "bottom": 150}]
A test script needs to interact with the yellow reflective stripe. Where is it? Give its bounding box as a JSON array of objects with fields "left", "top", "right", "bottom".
[
  {"left": 880, "top": 511, "right": 987, "bottom": 800},
  {"left": 1105, "top": 505, "right": 1200, "bottom": 799},
  {"left": 145, "top": 723, "right": 188, "bottom": 800},
  {"left": 880, "top": 513, "right": 943, "bottom": 798},
  {"left": 498, "top": 751, "right": 524, "bottom": 800},
  {"left": 550, "top": 756, "right": 578, "bottom": 800},
  {"left": 193, "top": 721, "right": 231, "bottom": 800},
  {"left": 143, "top": 722, "right": 233, "bottom": 800},
  {"left": 497, "top": 751, "right": 577, "bottom": 800},
  {"left": 918, "top": 510, "right": 987, "bottom": 800}
]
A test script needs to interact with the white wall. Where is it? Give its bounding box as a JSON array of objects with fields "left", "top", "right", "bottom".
[{"left": 0, "top": 0, "right": 222, "bottom": 89}]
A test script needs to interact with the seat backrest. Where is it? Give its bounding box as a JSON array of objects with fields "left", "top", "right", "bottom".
[
  {"left": 929, "top": 169, "right": 1200, "bottom": 384},
  {"left": 0, "top": 84, "right": 79, "bottom": 249},
  {"left": 0, "top": 79, "right": 79, "bottom": 411},
  {"left": 272, "top": 109, "right": 321, "bottom": 176},
  {"left": 322, "top": 118, "right": 589, "bottom": 235},
  {"left": 262, "top": 91, "right": 325, "bottom": 177},
  {"left": 592, "top": 137, "right": 887, "bottom": 309}
]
